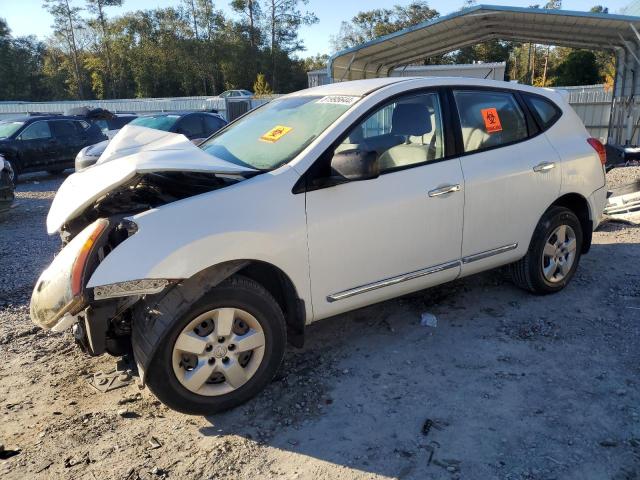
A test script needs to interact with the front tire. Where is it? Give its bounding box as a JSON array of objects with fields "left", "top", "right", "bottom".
[
  {"left": 145, "top": 275, "right": 286, "bottom": 415},
  {"left": 510, "top": 206, "right": 583, "bottom": 294}
]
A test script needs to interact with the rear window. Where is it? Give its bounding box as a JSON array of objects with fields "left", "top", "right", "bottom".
[
  {"left": 525, "top": 95, "right": 561, "bottom": 129},
  {"left": 453, "top": 90, "right": 528, "bottom": 153}
]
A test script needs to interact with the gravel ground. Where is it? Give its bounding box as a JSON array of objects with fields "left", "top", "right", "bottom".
[{"left": 0, "top": 169, "right": 639, "bottom": 480}]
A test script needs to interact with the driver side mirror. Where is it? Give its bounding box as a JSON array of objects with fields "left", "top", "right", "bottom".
[{"left": 330, "top": 149, "right": 379, "bottom": 182}]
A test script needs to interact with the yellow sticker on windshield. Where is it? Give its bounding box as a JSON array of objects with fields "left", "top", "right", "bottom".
[{"left": 260, "top": 125, "right": 293, "bottom": 143}]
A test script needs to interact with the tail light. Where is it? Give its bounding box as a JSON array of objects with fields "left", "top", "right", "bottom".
[{"left": 587, "top": 138, "right": 607, "bottom": 166}]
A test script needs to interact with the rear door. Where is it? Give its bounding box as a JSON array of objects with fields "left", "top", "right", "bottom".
[
  {"left": 451, "top": 88, "right": 562, "bottom": 276},
  {"left": 49, "top": 120, "right": 85, "bottom": 165}
]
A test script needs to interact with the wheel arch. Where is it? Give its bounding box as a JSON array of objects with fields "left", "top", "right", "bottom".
[
  {"left": 548, "top": 193, "right": 592, "bottom": 253},
  {"left": 132, "top": 259, "right": 305, "bottom": 381}
]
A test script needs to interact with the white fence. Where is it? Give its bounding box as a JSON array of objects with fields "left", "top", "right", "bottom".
[
  {"left": 558, "top": 85, "right": 612, "bottom": 142},
  {"left": 0, "top": 86, "right": 612, "bottom": 141},
  {"left": 0, "top": 96, "right": 274, "bottom": 122}
]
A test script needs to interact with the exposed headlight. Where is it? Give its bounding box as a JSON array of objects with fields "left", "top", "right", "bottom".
[{"left": 30, "top": 219, "right": 109, "bottom": 329}]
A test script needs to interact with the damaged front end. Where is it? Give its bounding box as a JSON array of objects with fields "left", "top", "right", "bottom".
[
  {"left": 30, "top": 126, "right": 258, "bottom": 356},
  {"left": 30, "top": 216, "right": 153, "bottom": 355}
]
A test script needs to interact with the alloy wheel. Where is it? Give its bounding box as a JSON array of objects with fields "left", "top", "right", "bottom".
[{"left": 541, "top": 224, "right": 577, "bottom": 283}]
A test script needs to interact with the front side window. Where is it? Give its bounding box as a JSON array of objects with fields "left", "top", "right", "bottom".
[
  {"left": 335, "top": 92, "right": 445, "bottom": 173},
  {"left": 453, "top": 90, "right": 527, "bottom": 153},
  {"left": 176, "top": 115, "right": 204, "bottom": 138},
  {"left": 200, "top": 95, "right": 357, "bottom": 170},
  {"left": 203, "top": 115, "right": 225, "bottom": 134},
  {"left": 0, "top": 121, "right": 24, "bottom": 139},
  {"left": 20, "top": 121, "right": 52, "bottom": 140}
]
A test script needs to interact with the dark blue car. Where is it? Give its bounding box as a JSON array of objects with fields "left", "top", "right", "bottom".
[{"left": 0, "top": 115, "right": 106, "bottom": 181}]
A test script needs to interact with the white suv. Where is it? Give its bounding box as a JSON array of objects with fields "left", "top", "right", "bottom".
[{"left": 30, "top": 77, "right": 607, "bottom": 414}]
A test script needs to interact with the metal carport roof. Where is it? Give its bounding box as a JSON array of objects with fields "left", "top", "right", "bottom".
[{"left": 329, "top": 4, "right": 640, "bottom": 82}]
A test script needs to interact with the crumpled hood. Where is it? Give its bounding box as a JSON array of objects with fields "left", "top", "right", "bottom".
[{"left": 47, "top": 126, "right": 255, "bottom": 235}]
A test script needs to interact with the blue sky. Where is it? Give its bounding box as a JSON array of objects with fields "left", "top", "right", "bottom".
[{"left": 0, "top": 0, "right": 633, "bottom": 56}]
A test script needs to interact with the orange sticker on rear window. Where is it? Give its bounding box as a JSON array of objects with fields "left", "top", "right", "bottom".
[
  {"left": 481, "top": 108, "right": 502, "bottom": 133},
  {"left": 260, "top": 125, "right": 292, "bottom": 143}
]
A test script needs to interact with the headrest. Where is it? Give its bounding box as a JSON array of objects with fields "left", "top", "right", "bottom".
[{"left": 391, "top": 103, "right": 432, "bottom": 136}]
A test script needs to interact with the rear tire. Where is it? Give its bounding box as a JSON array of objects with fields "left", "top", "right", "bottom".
[
  {"left": 510, "top": 206, "right": 583, "bottom": 294},
  {"left": 144, "top": 275, "right": 286, "bottom": 415}
]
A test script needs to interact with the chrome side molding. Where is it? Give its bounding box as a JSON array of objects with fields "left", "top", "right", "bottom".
[
  {"left": 326, "top": 260, "right": 460, "bottom": 303},
  {"left": 461, "top": 243, "right": 518, "bottom": 264},
  {"left": 326, "top": 243, "right": 519, "bottom": 303}
]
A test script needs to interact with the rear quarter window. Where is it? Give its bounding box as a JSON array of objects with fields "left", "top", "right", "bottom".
[{"left": 524, "top": 95, "right": 562, "bottom": 130}]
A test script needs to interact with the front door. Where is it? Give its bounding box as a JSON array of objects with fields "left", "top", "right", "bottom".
[
  {"left": 304, "top": 91, "right": 465, "bottom": 320},
  {"left": 15, "top": 120, "right": 56, "bottom": 171}
]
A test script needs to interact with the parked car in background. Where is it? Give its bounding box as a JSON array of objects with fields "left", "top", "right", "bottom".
[
  {"left": 91, "top": 114, "right": 137, "bottom": 139},
  {"left": 65, "top": 106, "right": 137, "bottom": 138},
  {"left": 0, "top": 155, "right": 15, "bottom": 212},
  {"left": 0, "top": 116, "right": 106, "bottom": 181},
  {"left": 219, "top": 89, "right": 253, "bottom": 98},
  {"left": 31, "top": 77, "right": 607, "bottom": 415},
  {"left": 74, "top": 111, "right": 227, "bottom": 171}
]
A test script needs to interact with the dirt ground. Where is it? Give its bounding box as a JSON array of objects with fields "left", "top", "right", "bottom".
[{"left": 1, "top": 170, "right": 639, "bottom": 480}]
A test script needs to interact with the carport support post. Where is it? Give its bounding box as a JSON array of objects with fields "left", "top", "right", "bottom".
[{"left": 610, "top": 48, "right": 626, "bottom": 145}]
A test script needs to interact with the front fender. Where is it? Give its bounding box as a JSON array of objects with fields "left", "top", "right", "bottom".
[{"left": 86, "top": 166, "right": 312, "bottom": 316}]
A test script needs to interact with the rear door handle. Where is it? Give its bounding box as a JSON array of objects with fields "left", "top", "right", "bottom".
[
  {"left": 428, "top": 184, "right": 461, "bottom": 197},
  {"left": 533, "top": 161, "right": 555, "bottom": 172}
]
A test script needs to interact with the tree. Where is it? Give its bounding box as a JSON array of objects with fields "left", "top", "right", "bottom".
[
  {"left": 264, "top": 0, "right": 318, "bottom": 90},
  {"left": 252, "top": 72, "right": 272, "bottom": 96},
  {"left": 303, "top": 53, "right": 329, "bottom": 72},
  {"left": 553, "top": 50, "right": 602, "bottom": 86},
  {"left": 590, "top": 5, "right": 608, "bottom": 14},
  {"left": 331, "top": 2, "right": 439, "bottom": 52},
  {"left": 85, "top": 0, "right": 122, "bottom": 98},
  {"left": 43, "top": 0, "right": 86, "bottom": 98}
]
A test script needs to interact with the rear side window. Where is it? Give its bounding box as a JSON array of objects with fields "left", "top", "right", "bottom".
[
  {"left": 453, "top": 90, "right": 528, "bottom": 153},
  {"left": 50, "top": 120, "right": 79, "bottom": 138},
  {"left": 524, "top": 95, "right": 561, "bottom": 129}
]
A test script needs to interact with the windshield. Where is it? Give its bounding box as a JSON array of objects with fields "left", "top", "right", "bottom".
[
  {"left": 200, "top": 95, "right": 359, "bottom": 170},
  {"left": 0, "top": 121, "right": 24, "bottom": 139},
  {"left": 130, "top": 115, "right": 180, "bottom": 131}
]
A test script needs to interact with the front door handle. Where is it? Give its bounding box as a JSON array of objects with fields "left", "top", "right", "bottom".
[
  {"left": 533, "top": 161, "right": 555, "bottom": 173},
  {"left": 428, "top": 184, "right": 461, "bottom": 197}
]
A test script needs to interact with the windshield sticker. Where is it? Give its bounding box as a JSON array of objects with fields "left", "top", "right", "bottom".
[
  {"left": 260, "top": 125, "right": 293, "bottom": 143},
  {"left": 481, "top": 108, "right": 502, "bottom": 133},
  {"left": 316, "top": 95, "right": 360, "bottom": 106}
]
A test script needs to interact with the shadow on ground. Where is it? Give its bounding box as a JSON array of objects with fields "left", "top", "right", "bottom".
[{"left": 199, "top": 242, "right": 640, "bottom": 479}]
